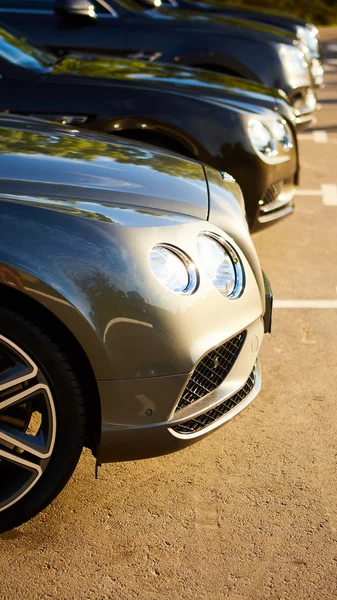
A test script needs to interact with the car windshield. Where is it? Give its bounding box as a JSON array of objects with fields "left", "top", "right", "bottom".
[{"left": 0, "top": 27, "right": 56, "bottom": 71}]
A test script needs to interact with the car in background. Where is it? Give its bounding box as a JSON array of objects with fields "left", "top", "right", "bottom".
[
  {"left": 0, "top": 0, "right": 316, "bottom": 122},
  {"left": 178, "top": 2, "right": 322, "bottom": 61},
  {"left": 0, "top": 26, "right": 299, "bottom": 228},
  {"left": 137, "top": 0, "right": 324, "bottom": 87},
  {"left": 0, "top": 114, "right": 272, "bottom": 532}
]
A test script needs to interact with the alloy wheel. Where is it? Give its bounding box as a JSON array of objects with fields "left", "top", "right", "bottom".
[{"left": 0, "top": 333, "right": 56, "bottom": 513}]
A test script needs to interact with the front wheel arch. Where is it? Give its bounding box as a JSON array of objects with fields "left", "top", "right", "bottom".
[
  {"left": 110, "top": 127, "right": 197, "bottom": 160},
  {"left": 177, "top": 52, "right": 260, "bottom": 83},
  {"left": 0, "top": 283, "right": 101, "bottom": 456},
  {"left": 191, "top": 63, "right": 244, "bottom": 78}
]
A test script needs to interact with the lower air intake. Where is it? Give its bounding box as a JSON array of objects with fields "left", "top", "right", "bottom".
[
  {"left": 175, "top": 331, "right": 247, "bottom": 412},
  {"left": 172, "top": 369, "right": 256, "bottom": 436}
]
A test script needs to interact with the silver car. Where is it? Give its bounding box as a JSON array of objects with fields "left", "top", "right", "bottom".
[{"left": 0, "top": 115, "right": 272, "bottom": 531}]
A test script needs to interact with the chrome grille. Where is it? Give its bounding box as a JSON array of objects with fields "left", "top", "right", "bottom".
[
  {"left": 175, "top": 331, "right": 247, "bottom": 412},
  {"left": 172, "top": 369, "right": 256, "bottom": 435},
  {"left": 261, "top": 181, "right": 284, "bottom": 207},
  {"left": 287, "top": 88, "right": 306, "bottom": 108}
]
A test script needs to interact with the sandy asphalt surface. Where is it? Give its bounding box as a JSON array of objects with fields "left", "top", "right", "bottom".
[{"left": 1, "top": 28, "right": 337, "bottom": 600}]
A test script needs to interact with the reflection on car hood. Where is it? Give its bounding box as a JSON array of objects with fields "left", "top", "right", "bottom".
[
  {"left": 52, "top": 55, "right": 280, "bottom": 110},
  {"left": 181, "top": 1, "right": 306, "bottom": 30},
  {"left": 145, "top": 6, "right": 295, "bottom": 43},
  {"left": 0, "top": 115, "right": 209, "bottom": 220}
]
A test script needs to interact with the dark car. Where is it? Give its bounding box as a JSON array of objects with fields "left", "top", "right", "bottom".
[
  {"left": 137, "top": 0, "right": 324, "bottom": 86},
  {"left": 177, "top": 2, "right": 322, "bottom": 59},
  {"left": 0, "top": 26, "right": 299, "bottom": 228},
  {"left": 0, "top": 114, "right": 272, "bottom": 531},
  {"left": 0, "top": 0, "right": 316, "bottom": 120}
]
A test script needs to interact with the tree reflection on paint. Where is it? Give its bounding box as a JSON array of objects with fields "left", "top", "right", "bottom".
[{"left": 0, "top": 124, "right": 203, "bottom": 180}]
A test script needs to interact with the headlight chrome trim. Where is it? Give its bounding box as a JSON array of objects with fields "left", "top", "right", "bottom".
[
  {"left": 248, "top": 118, "right": 294, "bottom": 164},
  {"left": 197, "top": 232, "right": 245, "bottom": 300},
  {"left": 277, "top": 43, "right": 311, "bottom": 88},
  {"left": 149, "top": 244, "right": 199, "bottom": 296},
  {"left": 272, "top": 118, "right": 294, "bottom": 152},
  {"left": 248, "top": 119, "right": 277, "bottom": 162}
]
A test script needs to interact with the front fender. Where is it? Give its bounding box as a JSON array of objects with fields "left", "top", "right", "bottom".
[
  {"left": 176, "top": 51, "right": 259, "bottom": 81},
  {"left": 205, "top": 166, "right": 265, "bottom": 311},
  {"left": 0, "top": 195, "right": 263, "bottom": 382},
  {"left": 0, "top": 214, "right": 114, "bottom": 381},
  {"left": 0, "top": 197, "right": 191, "bottom": 381},
  {"left": 176, "top": 37, "right": 285, "bottom": 91}
]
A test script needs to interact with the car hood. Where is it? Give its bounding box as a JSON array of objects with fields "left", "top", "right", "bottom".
[
  {"left": 179, "top": 2, "right": 305, "bottom": 30},
  {"left": 0, "top": 114, "right": 263, "bottom": 303},
  {"left": 51, "top": 55, "right": 282, "bottom": 111},
  {"left": 0, "top": 114, "right": 210, "bottom": 220},
  {"left": 144, "top": 6, "right": 295, "bottom": 43}
]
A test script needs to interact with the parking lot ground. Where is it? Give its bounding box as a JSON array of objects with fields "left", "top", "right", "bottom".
[{"left": 1, "top": 29, "right": 337, "bottom": 600}]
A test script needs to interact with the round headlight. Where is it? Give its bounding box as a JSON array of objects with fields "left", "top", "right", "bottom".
[
  {"left": 248, "top": 120, "right": 277, "bottom": 160},
  {"left": 149, "top": 245, "right": 198, "bottom": 294},
  {"left": 278, "top": 44, "right": 310, "bottom": 88},
  {"left": 196, "top": 234, "right": 244, "bottom": 299},
  {"left": 304, "top": 27, "right": 319, "bottom": 57},
  {"left": 272, "top": 119, "right": 293, "bottom": 151}
]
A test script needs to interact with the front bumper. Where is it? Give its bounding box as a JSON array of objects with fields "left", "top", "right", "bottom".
[
  {"left": 263, "top": 271, "right": 273, "bottom": 334},
  {"left": 288, "top": 87, "right": 317, "bottom": 131},
  {"left": 257, "top": 179, "right": 295, "bottom": 225},
  {"left": 311, "top": 58, "right": 325, "bottom": 89},
  {"left": 97, "top": 316, "right": 265, "bottom": 463},
  {"left": 224, "top": 155, "right": 297, "bottom": 230}
]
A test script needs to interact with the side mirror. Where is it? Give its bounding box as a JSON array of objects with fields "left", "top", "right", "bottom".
[{"left": 55, "top": 0, "right": 97, "bottom": 21}]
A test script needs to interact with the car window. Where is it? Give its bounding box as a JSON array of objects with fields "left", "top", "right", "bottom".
[{"left": 0, "top": 27, "right": 56, "bottom": 70}]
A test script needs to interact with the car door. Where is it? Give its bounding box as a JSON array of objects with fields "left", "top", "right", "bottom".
[{"left": 0, "top": 0, "right": 128, "bottom": 55}]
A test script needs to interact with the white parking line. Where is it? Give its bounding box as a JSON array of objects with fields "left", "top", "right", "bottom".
[
  {"left": 313, "top": 130, "right": 328, "bottom": 143},
  {"left": 297, "top": 133, "right": 312, "bottom": 141},
  {"left": 295, "top": 189, "right": 321, "bottom": 196},
  {"left": 295, "top": 185, "right": 337, "bottom": 205},
  {"left": 298, "top": 130, "right": 328, "bottom": 143},
  {"left": 324, "top": 64, "right": 337, "bottom": 72},
  {"left": 274, "top": 300, "right": 337, "bottom": 309},
  {"left": 321, "top": 184, "right": 337, "bottom": 206},
  {"left": 326, "top": 43, "right": 337, "bottom": 52}
]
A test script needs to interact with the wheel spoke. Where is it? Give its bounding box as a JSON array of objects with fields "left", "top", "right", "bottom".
[
  {"left": 0, "top": 333, "right": 57, "bottom": 514},
  {"left": 0, "top": 421, "right": 51, "bottom": 459},
  {"left": 0, "top": 384, "right": 56, "bottom": 458},
  {"left": 0, "top": 333, "right": 37, "bottom": 393},
  {"left": 0, "top": 446, "right": 42, "bottom": 475},
  {"left": 0, "top": 383, "right": 47, "bottom": 411},
  {"left": 0, "top": 447, "right": 42, "bottom": 513}
]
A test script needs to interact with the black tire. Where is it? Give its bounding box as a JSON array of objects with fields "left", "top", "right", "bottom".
[{"left": 0, "top": 307, "right": 86, "bottom": 533}]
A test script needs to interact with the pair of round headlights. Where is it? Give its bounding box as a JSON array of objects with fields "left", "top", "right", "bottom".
[
  {"left": 149, "top": 234, "right": 244, "bottom": 299},
  {"left": 248, "top": 118, "right": 293, "bottom": 160}
]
